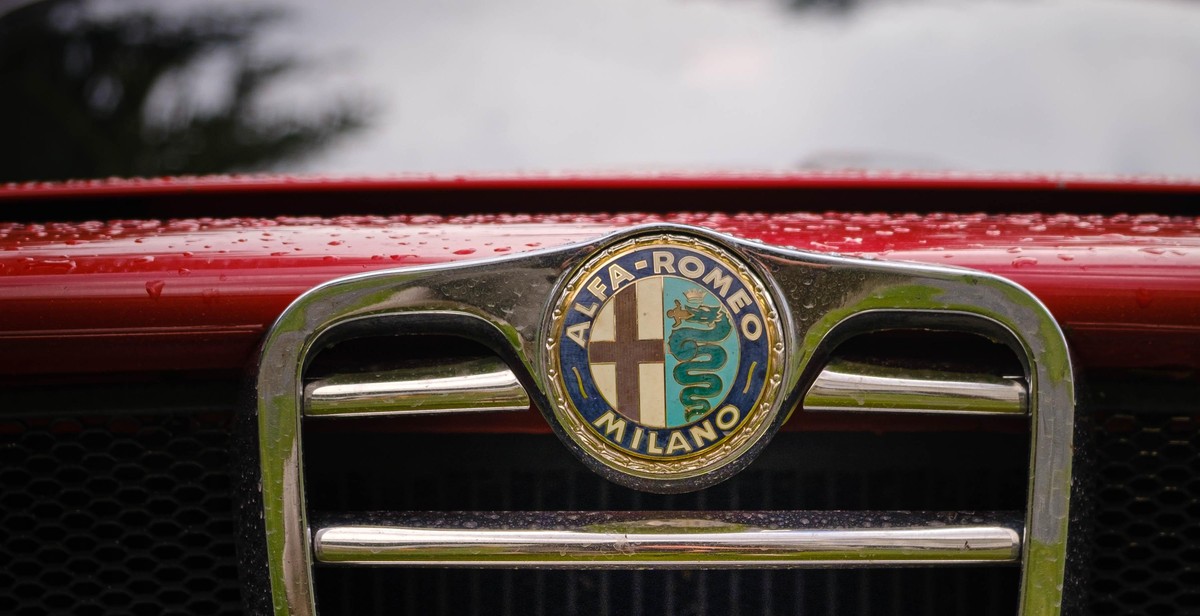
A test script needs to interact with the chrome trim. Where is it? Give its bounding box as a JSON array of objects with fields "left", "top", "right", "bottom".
[
  {"left": 306, "top": 356, "right": 1025, "bottom": 418},
  {"left": 304, "top": 357, "right": 529, "bottom": 417},
  {"left": 314, "top": 511, "right": 1023, "bottom": 567},
  {"left": 251, "top": 223, "right": 1075, "bottom": 615},
  {"left": 804, "top": 359, "right": 1027, "bottom": 415}
]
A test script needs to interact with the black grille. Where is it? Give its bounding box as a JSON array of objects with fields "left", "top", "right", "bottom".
[
  {"left": 1087, "top": 415, "right": 1200, "bottom": 616},
  {"left": 0, "top": 414, "right": 242, "bottom": 616},
  {"left": 2, "top": 411, "right": 1198, "bottom": 615},
  {"left": 305, "top": 430, "right": 1029, "bottom": 616},
  {"left": 316, "top": 568, "right": 1018, "bottom": 616},
  {"left": 304, "top": 431, "right": 1030, "bottom": 512}
]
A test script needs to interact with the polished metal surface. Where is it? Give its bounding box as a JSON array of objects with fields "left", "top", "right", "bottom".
[
  {"left": 804, "top": 359, "right": 1027, "bottom": 415},
  {"left": 251, "top": 223, "right": 1076, "bottom": 616},
  {"left": 313, "top": 511, "right": 1023, "bottom": 567},
  {"left": 305, "top": 356, "right": 1026, "bottom": 418},
  {"left": 304, "top": 357, "right": 529, "bottom": 417}
]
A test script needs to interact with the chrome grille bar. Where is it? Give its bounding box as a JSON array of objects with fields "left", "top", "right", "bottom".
[
  {"left": 305, "top": 357, "right": 529, "bottom": 417},
  {"left": 804, "top": 360, "right": 1027, "bottom": 415},
  {"left": 313, "top": 511, "right": 1023, "bottom": 567},
  {"left": 304, "top": 358, "right": 1025, "bottom": 418}
]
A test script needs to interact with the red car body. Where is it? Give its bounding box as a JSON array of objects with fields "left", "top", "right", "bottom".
[
  {"left": 2, "top": 173, "right": 1199, "bottom": 616},
  {"left": 3, "top": 173, "right": 1197, "bottom": 383}
]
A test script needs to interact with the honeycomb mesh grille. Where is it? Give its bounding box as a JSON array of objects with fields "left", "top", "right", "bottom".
[
  {"left": 1087, "top": 414, "right": 1200, "bottom": 616},
  {"left": 315, "top": 568, "right": 1017, "bottom": 616},
  {"left": 0, "top": 414, "right": 242, "bottom": 616},
  {"left": 0, "top": 411, "right": 1197, "bottom": 615},
  {"left": 305, "top": 431, "right": 1028, "bottom": 616}
]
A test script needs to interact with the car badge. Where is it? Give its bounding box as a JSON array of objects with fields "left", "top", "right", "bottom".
[{"left": 544, "top": 233, "right": 785, "bottom": 492}]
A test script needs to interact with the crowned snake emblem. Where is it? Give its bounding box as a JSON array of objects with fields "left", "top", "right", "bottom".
[{"left": 666, "top": 290, "right": 733, "bottom": 421}]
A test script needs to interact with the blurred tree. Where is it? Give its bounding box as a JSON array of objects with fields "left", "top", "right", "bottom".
[{"left": 0, "top": 0, "right": 368, "bottom": 182}]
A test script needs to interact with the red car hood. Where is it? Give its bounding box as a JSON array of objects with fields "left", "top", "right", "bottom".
[{"left": 2, "top": 174, "right": 1198, "bottom": 381}]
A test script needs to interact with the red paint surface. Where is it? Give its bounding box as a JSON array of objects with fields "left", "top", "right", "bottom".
[
  {"left": 1, "top": 211, "right": 1198, "bottom": 378},
  {"left": 3, "top": 172, "right": 1200, "bottom": 202}
]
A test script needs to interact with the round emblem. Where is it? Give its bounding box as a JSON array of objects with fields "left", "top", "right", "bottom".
[{"left": 544, "top": 233, "right": 784, "bottom": 491}]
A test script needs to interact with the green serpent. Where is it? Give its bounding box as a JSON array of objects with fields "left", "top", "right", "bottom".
[{"left": 667, "top": 302, "right": 733, "bottom": 421}]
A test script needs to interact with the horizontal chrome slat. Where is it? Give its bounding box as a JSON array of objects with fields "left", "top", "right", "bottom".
[
  {"left": 313, "top": 511, "right": 1022, "bottom": 567},
  {"left": 305, "top": 357, "right": 1025, "bottom": 418},
  {"left": 803, "top": 360, "right": 1027, "bottom": 415},
  {"left": 304, "top": 357, "right": 530, "bottom": 417}
]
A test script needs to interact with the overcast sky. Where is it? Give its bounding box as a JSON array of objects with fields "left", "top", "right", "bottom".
[{"left": 109, "top": 0, "right": 1200, "bottom": 176}]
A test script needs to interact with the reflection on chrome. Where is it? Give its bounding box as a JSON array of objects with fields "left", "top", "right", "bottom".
[
  {"left": 313, "top": 511, "right": 1023, "bottom": 567},
  {"left": 304, "top": 356, "right": 530, "bottom": 416},
  {"left": 305, "top": 356, "right": 1026, "bottom": 417},
  {"left": 804, "top": 360, "right": 1027, "bottom": 415}
]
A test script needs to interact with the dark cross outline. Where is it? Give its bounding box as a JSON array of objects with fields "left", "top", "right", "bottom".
[{"left": 588, "top": 285, "right": 665, "bottom": 423}]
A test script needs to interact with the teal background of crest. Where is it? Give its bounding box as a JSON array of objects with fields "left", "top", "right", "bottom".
[{"left": 662, "top": 277, "right": 740, "bottom": 427}]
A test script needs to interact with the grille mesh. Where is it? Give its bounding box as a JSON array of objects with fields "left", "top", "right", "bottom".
[
  {"left": 1087, "top": 414, "right": 1200, "bottom": 616},
  {"left": 316, "top": 568, "right": 1018, "bottom": 616},
  {"left": 0, "top": 415, "right": 242, "bottom": 616},
  {"left": 1, "top": 411, "right": 1197, "bottom": 615},
  {"left": 306, "top": 430, "right": 1028, "bottom": 616}
]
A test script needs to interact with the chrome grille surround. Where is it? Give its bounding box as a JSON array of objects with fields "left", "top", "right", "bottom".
[{"left": 247, "top": 223, "right": 1076, "bottom": 616}]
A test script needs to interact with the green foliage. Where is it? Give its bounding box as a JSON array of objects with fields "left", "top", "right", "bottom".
[{"left": 0, "top": 0, "right": 369, "bottom": 182}]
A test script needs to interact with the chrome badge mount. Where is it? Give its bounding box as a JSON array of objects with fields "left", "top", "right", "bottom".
[
  {"left": 545, "top": 233, "right": 785, "bottom": 491},
  {"left": 250, "top": 223, "right": 1076, "bottom": 616}
]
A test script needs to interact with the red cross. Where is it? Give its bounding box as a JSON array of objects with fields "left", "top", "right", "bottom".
[{"left": 588, "top": 287, "right": 664, "bottom": 422}]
